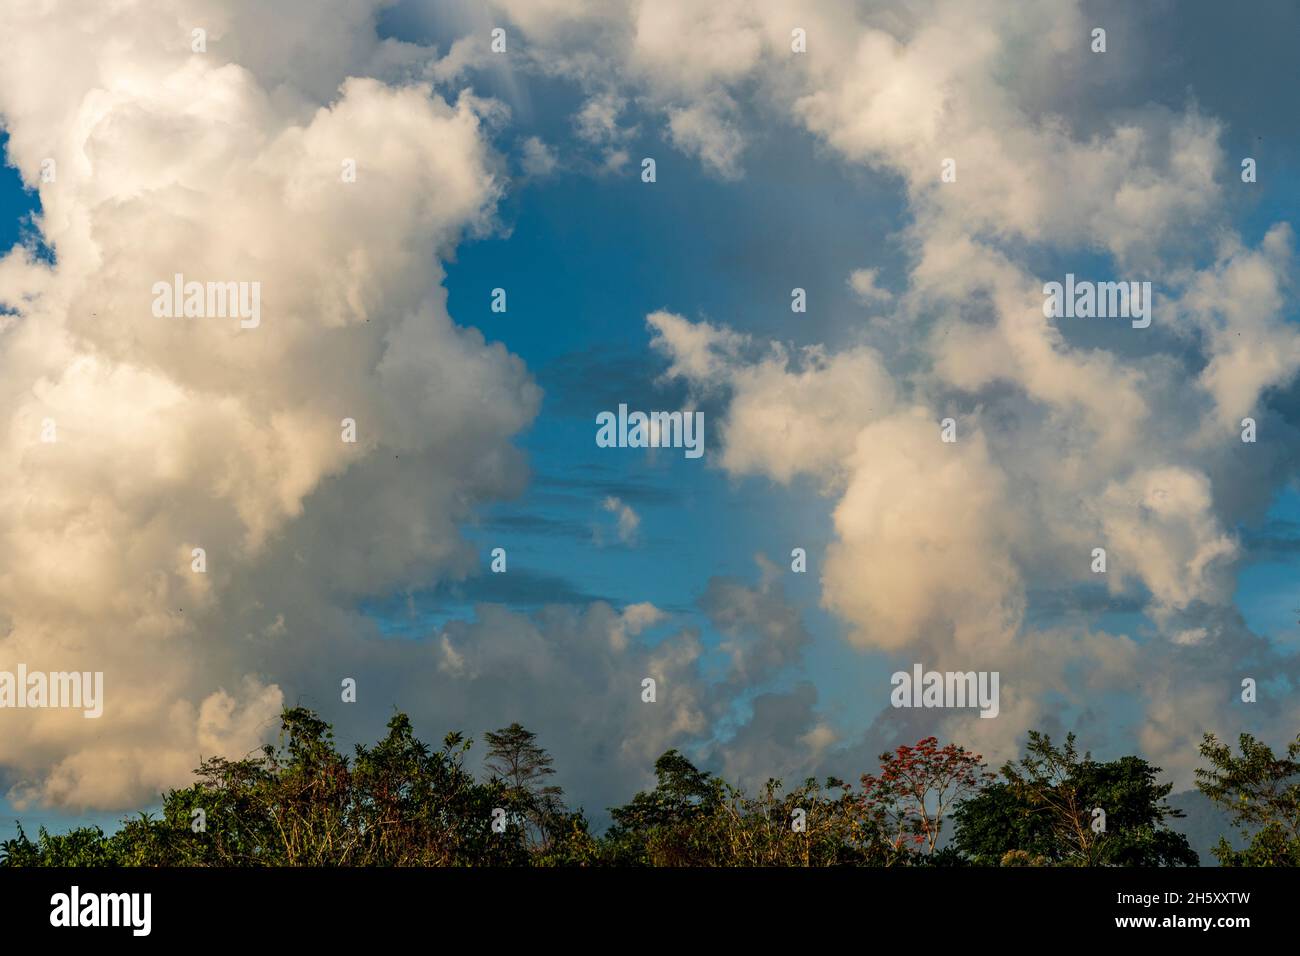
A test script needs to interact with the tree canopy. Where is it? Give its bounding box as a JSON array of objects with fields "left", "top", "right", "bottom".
[{"left": 0, "top": 709, "right": 1267, "bottom": 868}]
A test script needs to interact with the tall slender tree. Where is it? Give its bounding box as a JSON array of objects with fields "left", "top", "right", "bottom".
[{"left": 483, "top": 723, "right": 566, "bottom": 845}]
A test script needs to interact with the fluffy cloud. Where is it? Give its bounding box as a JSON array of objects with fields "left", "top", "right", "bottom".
[
  {"left": 0, "top": 0, "right": 537, "bottom": 808},
  {"left": 427, "top": 601, "right": 708, "bottom": 812},
  {"left": 4, "top": 0, "right": 1299, "bottom": 814},
  {"left": 0, "top": 0, "right": 839, "bottom": 815},
  {"left": 616, "top": 0, "right": 1300, "bottom": 782},
  {"left": 600, "top": 495, "right": 640, "bottom": 545},
  {"left": 666, "top": 94, "right": 746, "bottom": 180},
  {"left": 848, "top": 268, "right": 892, "bottom": 305},
  {"left": 519, "top": 135, "right": 558, "bottom": 177}
]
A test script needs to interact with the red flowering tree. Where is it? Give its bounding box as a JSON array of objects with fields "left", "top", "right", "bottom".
[{"left": 860, "top": 736, "right": 994, "bottom": 858}]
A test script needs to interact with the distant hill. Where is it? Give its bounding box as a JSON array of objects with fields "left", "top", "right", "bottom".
[{"left": 1165, "top": 789, "right": 1247, "bottom": 866}]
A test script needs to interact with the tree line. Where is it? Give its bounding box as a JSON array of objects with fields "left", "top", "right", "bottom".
[{"left": 3, "top": 707, "right": 1297, "bottom": 866}]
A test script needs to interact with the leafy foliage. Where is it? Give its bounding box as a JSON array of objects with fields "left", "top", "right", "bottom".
[
  {"left": 860, "top": 736, "right": 993, "bottom": 858},
  {"left": 603, "top": 749, "right": 892, "bottom": 866},
  {"left": 952, "top": 731, "right": 1197, "bottom": 866},
  {"left": 1196, "top": 732, "right": 1300, "bottom": 866},
  {"left": 3, "top": 709, "right": 531, "bottom": 867},
  {"left": 483, "top": 721, "right": 573, "bottom": 852},
  {"left": 0, "top": 712, "right": 1260, "bottom": 868}
]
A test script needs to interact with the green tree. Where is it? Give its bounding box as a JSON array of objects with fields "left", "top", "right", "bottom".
[
  {"left": 3, "top": 721, "right": 1223, "bottom": 869},
  {"left": 603, "top": 750, "right": 727, "bottom": 865},
  {"left": 0, "top": 824, "right": 120, "bottom": 867},
  {"left": 3, "top": 707, "right": 532, "bottom": 868},
  {"left": 953, "top": 731, "right": 1196, "bottom": 866},
  {"left": 603, "top": 746, "right": 922, "bottom": 867},
  {"left": 1196, "top": 732, "right": 1300, "bottom": 866},
  {"left": 483, "top": 722, "right": 567, "bottom": 848}
]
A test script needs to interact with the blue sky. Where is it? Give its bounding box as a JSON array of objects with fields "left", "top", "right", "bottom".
[
  {"left": 3, "top": 0, "right": 1300, "bottom": 842},
  {"left": 0, "top": 107, "right": 891, "bottom": 837}
]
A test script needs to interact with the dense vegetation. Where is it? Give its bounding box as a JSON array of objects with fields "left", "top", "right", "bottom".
[{"left": 3, "top": 707, "right": 1296, "bottom": 866}]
